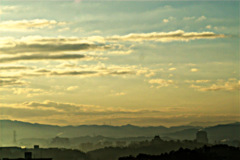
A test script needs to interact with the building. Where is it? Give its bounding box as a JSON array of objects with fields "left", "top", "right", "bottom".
[
  {"left": 151, "top": 135, "right": 163, "bottom": 144},
  {"left": 1, "top": 145, "right": 87, "bottom": 160},
  {"left": 2, "top": 152, "right": 52, "bottom": 160},
  {"left": 196, "top": 130, "right": 208, "bottom": 143}
]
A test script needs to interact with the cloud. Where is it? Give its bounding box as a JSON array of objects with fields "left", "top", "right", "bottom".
[
  {"left": 186, "top": 63, "right": 196, "bottom": 66},
  {"left": 185, "top": 80, "right": 210, "bottom": 84},
  {"left": 50, "top": 70, "right": 98, "bottom": 76},
  {"left": 0, "top": 66, "right": 30, "bottom": 70},
  {"left": 0, "top": 79, "right": 24, "bottom": 86},
  {"left": 24, "top": 100, "right": 83, "bottom": 112},
  {"left": 0, "top": 54, "right": 87, "bottom": 63},
  {"left": 1, "top": 100, "right": 239, "bottom": 126},
  {"left": 0, "top": 77, "right": 26, "bottom": 86},
  {"left": 163, "top": 19, "right": 169, "bottom": 23},
  {"left": 163, "top": 16, "right": 175, "bottom": 23},
  {"left": 105, "top": 30, "right": 225, "bottom": 42},
  {"left": 183, "top": 16, "right": 195, "bottom": 20},
  {"left": 145, "top": 71, "right": 155, "bottom": 77},
  {"left": 0, "top": 5, "right": 18, "bottom": 15},
  {"left": 196, "top": 16, "right": 207, "bottom": 22},
  {"left": 168, "top": 67, "right": 177, "bottom": 71},
  {"left": 183, "top": 16, "right": 206, "bottom": 22},
  {"left": 0, "top": 100, "right": 162, "bottom": 125},
  {"left": 190, "top": 68, "right": 198, "bottom": 72},
  {"left": 0, "top": 36, "right": 109, "bottom": 55},
  {"left": 58, "top": 27, "right": 70, "bottom": 32},
  {"left": 106, "top": 50, "right": 133, "bottom": 55},
  {"left": 206, "top": 25, "right": 212, "bottom": 29},
  {"left": 66, "top": 86, "right": 79, "bottom": 91},
  {"left": 21, "top": 100, "right": 163, "bottom": 116},
  {"left": 195, "top": 80, "right": 210, "bottom": 83},
  {"left": 149, "top": 79, "right": 174, "bottom": 88},
  {"left": 190, "top": 79, "right": 240, "bottom": 92},
  {"left": 0, "top": 19, "right": 66, "bottom": 31},
  {"left": 12, "top": 88, "right": 45, "bottom": 97},
  {"left": 50, "top": 65, "right": 145, "bottom": 77},
  {"left": 23, "top": 68, "right": 98, "bottom": 77},
  {"left": 0, "top": 106, "right": 63, "bottom": 118},
  {"left": 0, "top": 30, "right": 226, "bottom": 56},
  {"left": 109, "top": 70, "right": 135, "bottom": 75},
  {"left": 46, "top": 64, "right": 151, "bottom": 77},
  {"left": 114, "top": 92, "right": 126, "bottom": 96},
  {"left": 2, "top": 99, "right": 189, "bottom": 126},
  {"left": 0, "top": 64, "right": 154, "bottom": 86}
]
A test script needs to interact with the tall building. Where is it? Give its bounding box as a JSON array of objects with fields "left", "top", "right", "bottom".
[{"left": 196, "top": 130, "right": 208, "bottom": 144}]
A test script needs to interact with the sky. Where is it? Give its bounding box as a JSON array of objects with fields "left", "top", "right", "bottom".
[{"left": 0, "top": 0, "right": 239, "bottom": 127}]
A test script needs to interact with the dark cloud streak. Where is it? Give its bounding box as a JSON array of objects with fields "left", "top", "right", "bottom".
[
  {"left": 0, "top": 79, "right": 25, "bottom": 86},
  {"left": 0, "top": 54, "right": 86, "bottom": 63},
  {"left": 1, "top": 43, "right": 105, "bottom": 54},
  {"left": 50, "top": 70, "right": 98, "bottom": 76},
  {"left": 0, "top": 66, "right": 30, "bottom": 70}
]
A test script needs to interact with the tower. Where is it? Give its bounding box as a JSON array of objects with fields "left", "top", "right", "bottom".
[
  {"left": 151, "top": 135, "right": 163, "bottom": 144},
  {"left": 196, "top": 130, "right": 208, "bottom": 143}
]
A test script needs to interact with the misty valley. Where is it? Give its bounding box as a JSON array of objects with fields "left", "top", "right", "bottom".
[{"left": 0, "top": 120, "right": 240, "bottom": 160}]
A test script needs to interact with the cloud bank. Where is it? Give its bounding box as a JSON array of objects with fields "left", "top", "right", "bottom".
[
  {"left": 1, "top": 30, "right": 226, "bottom": 55},
  {"left": 0, "top": 19, "right": 65, "bottom": 31},
  {"left": 190, "top": 79, "right": 240, "bottom": 92},
  {"left": 106, "top": 30, "right": 225, "bottom": 42},
  {"left": 1, "top": 100, "right": 239, "bottom": 126},
  {"left": 0, "top": 36, "right": 108, "bottom": 54},
  {"left": 0, "top": 54, "right": 87, "bottom": 63}
]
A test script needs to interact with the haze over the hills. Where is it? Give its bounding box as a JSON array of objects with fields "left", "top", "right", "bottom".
[{"left": 0, "top": 120, "right": 239, "bottom": 147}]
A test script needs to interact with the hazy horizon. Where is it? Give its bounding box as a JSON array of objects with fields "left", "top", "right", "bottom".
[
  {"left": 1, "top": 119, "right": 240, "bottom": 128},
  {"left": 0, "top": 0, "right": 239, "bottom": 127}
]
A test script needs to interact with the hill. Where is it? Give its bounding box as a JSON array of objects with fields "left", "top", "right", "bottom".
[
  {"left": 119, "top": 145, "right": 240, "bottom": 160},
  {"left": 0, "top": 120, "right": 239, "bottom": 146}
]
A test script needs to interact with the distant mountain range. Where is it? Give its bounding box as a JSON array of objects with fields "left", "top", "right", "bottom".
[
  {"left": 168, "top": 122, "right": 240, "bottom": 141},
  {"left": 0, "top": 120, "right": 239, "bottom": 146}
]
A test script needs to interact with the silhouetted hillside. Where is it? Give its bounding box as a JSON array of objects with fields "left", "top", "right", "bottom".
[
  {"left": 205, "top": 122, "right": 240, "bottom": 141},
  {"left": 87, "top": 137, "right": 205, "bottom": 160},
  {"left": 167, "top": 128, "right": 199, "bottom": 140},
  {"left": 0, "top": 120, "right": 195, "bottom": 146},
  {"left": 17, "top": 136, "right": 153, "bottom": 151},
  {"left": 119, "top": 145, "right": 240, "bottom": 160},
  {"left": 1, "top": 120, "right": 239, "bottom": 146},
  {"left": 167, "top": 122, "right": 240, "bottom": 143}
]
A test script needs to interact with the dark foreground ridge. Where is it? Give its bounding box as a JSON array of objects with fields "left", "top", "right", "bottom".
[
  {"left": 0, "top": 135, "right": 233, "bottom": 160},
  {"left": 1, "top": 144, "right": 239, "bottom": 160},
  {"left": 0, "top": 147, "right": 86, "bottom": 160},
  {"left": 119, "top": 145, "right": 240, "bottom": 160}
]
